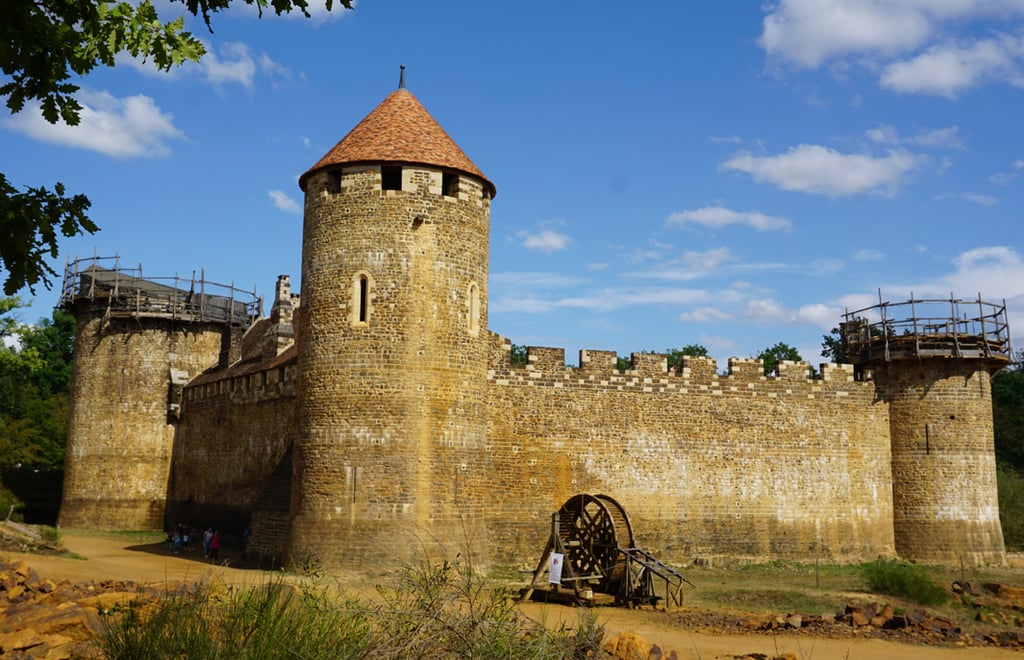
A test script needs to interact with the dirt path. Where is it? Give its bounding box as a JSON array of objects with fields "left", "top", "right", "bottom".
[
  {"left": 519, "top": 600, "right": 1022, "bottom": 659},
  {"left": 5, "top": 533, "right": 1021, "bottom": 659},
  {"left": 9, "top": 532, "right": 262, "bottom": 585}
]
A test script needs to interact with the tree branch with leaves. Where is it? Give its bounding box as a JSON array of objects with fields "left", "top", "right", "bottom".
[{"left": 0, "top": 0, "right": 352, "bottom": 295}]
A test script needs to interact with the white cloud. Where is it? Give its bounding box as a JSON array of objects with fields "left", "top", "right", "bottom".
[
  {"left": 990, "top": 170, "right": 1017, "bottom": 184},
  {"left": 962, "top": 193, "right": 998, "bottom": 206},
  {"left": 682, "top": 247, "right": 734, "bottom": 271},
  {"left": 760, "top": 0, "right": 935, "bottom": 68},
  {"left": 938, "top": 246, "right": 1024, "bottom": 298},
  {"left": 934, "top": 191, "right": 999, "bottom": 205},
  {"left": 119, "top": 41, "right": 295, "bottom": 90},
  {"left": 760, "top": 2, "right": 1024, "bottom": 95},
  {"left": 910, "top": 126, "right": 964, "bottom": 149},
  {"left": 794, "top": 303, "right": 838, "bottom": 328},
  {"left": 721, "top": 144, "right": 922, "bottom": 197},
  {"left": 738, "top": 297, "right": 841, "bottom": 329},
  {"left": 866, "top": 125, "right": 900, "bottom": 144},
  {"left": 626, "top": 245, "right": 666, "bottom": 264},
  {"left": 200, "top": 42, "right": 259, "bottom": 89},
  {"left": 490, "top": 272, "right": 586, "bottom": 288},
  {"left": 2, "top": 91, "right": 184, "bottom": 158},
  {"left": 871, "top": 125, "right": 964, "bottom": 150},
  {"left": 836, "top": 291, "right": 881, "bottom": 315},
  {"left": 680, "top": 306, "right": 731, "bottom": 323},
  {"left": 853, "top": 248, "right": 885, "bottom": 262},
  {"left": 743, "top": 297, "right": 788, "bottom": 321},
  {"left": 490, "top": 286, "right": 710, "bottom": 314},
  {"left": 760, "top": 0, "right": 1024, "bottom": 66},
  {"left": 268, "top": 189, "right": 301, "bottom": 213},
  {"left": 809, "top": 259, "right": 845, "bottom": 275},
  {"left": 880, "top": 36, "right": 1024, "bottom": 97},
  {"left": 667, "top": 206, "right": 792, "bottom": 231},
  {"left": 519, "top": 229, "right": 572, "bottom": 253},
  {"left": 847, "top": 246, "right": 1024, "bottom": 332},
  {"left": 633, "top": 248, "right": 737, "bottom": 282},
  {"left": 488, "top": 296, "right": 559, "bottom": 314}
]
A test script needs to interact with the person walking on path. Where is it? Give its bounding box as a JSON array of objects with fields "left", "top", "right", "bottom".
[{"left": 209, "top": 530, "right": 221, "bottom": 562}]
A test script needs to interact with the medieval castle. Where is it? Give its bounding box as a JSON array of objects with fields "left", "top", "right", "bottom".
[{"left": 57, "top": 83, "right": 1013, "bottom": 570}]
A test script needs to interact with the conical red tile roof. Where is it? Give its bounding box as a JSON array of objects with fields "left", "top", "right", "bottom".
[{"left": 299, "top": 89, "right": 495, "bottom": 197}]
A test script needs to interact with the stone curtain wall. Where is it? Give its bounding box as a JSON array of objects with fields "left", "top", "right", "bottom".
[
  {"left": 290, "top": 165, "right": 493, "bottom": 568},
  {"left": 484, "top": 336, "right": 897, "bottom": 567},
  {"left": 166, "top": 362, "right": 298, "bottom": 536},
  {"left": 877, "top": 360, "right": 1005, "bottom": 564},
  {"left": 60, "top": 305, "right": 225, "bottom": 530}
]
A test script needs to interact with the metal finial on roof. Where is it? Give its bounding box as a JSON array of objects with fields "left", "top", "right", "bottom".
[{"left": 399, "top": 64, "right": 406, "bottom": 89}]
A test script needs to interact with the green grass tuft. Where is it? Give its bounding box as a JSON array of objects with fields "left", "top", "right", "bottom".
[
  {"left": 97, "top": 556, "right": 603, "bottom": 659},
  {"left": 860, "top": 560, "right": 948, "bottom": 606},
  {"left": 39, "top": 525, "right": 61, "bottom": 545}
]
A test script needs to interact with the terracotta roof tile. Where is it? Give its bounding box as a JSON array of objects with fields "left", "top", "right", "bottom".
[{"left": 299, "top": 89, "right": 495, "bottom": 197}]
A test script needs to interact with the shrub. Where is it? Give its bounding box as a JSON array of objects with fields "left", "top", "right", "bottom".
[
  {"left": 374, "top": 555, "right": 602, "bottom": 658},
  {"left": 861, "top": 560, "right": 947, "bottom": 606},
  {"left": 39, "top": 525, "right": 61, "bottom": 546},
  {"left": 97, "top": 558, "right": 603, "bottom": 659},
  {"left": 997, "top": 462, "right": 1024, "bottom": 550},
  {"left": 0, "top": 483, "right": 22, "bottom": 522},
  {"left": 98, "top": 579, "right": 372, "bottom": 659}
]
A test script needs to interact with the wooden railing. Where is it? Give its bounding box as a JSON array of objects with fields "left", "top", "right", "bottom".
[
  {"left": 841, "top": 292, "right": 1011, "bottom": 364},
  {"left": 59, "top": 255, "right": 261, "bottom": 326}
]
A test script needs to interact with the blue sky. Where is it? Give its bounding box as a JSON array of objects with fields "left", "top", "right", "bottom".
[{"left": 4, "top": 0, "right": 1024, "bottom": 368}]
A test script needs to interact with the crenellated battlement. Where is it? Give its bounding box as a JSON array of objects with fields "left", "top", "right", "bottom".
[{"left": 486, "top": 333, "right": 863, "bottom": 398}]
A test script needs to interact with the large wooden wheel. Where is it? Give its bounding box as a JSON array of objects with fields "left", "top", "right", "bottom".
[
  {"left": 523, "top": 493, "right": 692, "bottom": 607},
  {"left": 556, "top": 493, "right": 634, "bottom": 592}
]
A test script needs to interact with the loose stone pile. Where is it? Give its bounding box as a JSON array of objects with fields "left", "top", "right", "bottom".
[
  {"left": 0, "top": 558, "right": 177, "bottom": 659},
  {"left": 738, "top": 598, "right": 1024, "bottom": 647}
]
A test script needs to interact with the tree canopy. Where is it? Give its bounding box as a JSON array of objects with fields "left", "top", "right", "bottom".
[
  {"left": 0, "top": 0, "right": 352, "bottom": 295},
  {"left": 994, "top": 352, "right": 1024, "bottom": 470},
  {"left": 0, "top": 297, "right": 76, "bottom": 469},
  {"left": 616, "top": 345, "right": 709, "bottom": 372},
  {"left": 756, "top": 342, "right": 803, "bottom": 376}
]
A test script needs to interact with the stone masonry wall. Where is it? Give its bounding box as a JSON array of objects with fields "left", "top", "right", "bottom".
[
  {"left": 166, "top": 361, "right": 298, "bottom": 537},
  {"left": 484, "top": 334, "right": 896, "bottom": 567},
  {"left": 60, "top": 305, "right": 225, "bottom": 530},
  {"left": 290, "top": 165, "right": 492, "bottom": 568},
  {"left": 876, "top": 360, "right": 1005, "bottom": 564}
]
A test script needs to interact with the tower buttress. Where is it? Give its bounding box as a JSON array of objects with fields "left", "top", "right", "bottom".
[
  {"left": 288, "top": 86, "right": 495, "bottom": 568},
  {"left": 58, "top": 260, "right": 256, "bottom": 530},
  {"left": 843, "top": 296, "right": 1010, "bottom": 564}
]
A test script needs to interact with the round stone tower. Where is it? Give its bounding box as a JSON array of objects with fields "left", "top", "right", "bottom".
[
  {"left": 58, "top": 260, "right": 255, "bottom": 529},
  {"left": 288, "top": 82, "right": 495, "bottom": 568},
  {"left": 843, "top": 296, "right": 1011, "bottom": 564}
]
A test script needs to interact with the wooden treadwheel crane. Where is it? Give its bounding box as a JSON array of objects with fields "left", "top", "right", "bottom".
[{"left": 520, "top": 493, "right": 694, "bottom": 608}]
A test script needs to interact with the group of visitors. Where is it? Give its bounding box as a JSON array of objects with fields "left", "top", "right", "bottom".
[{"left": 166, "top": 523, "right": 221, "bottom": 561}]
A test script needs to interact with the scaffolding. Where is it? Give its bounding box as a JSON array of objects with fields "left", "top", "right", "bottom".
[
  {"left": 59, "top": 254, "right": 261, "bottom": 326},
  {"left": 841, "top": 292, "right": 1011, "bottom": 366}
]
